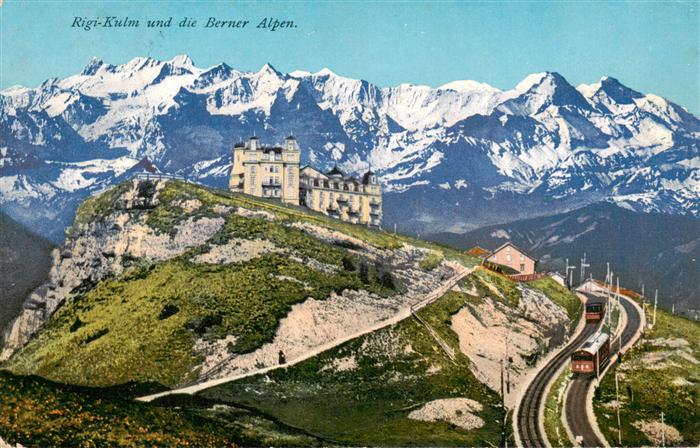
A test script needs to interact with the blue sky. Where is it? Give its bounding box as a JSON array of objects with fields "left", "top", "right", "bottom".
[{"left": 1, "top": 0, "right": 698, "bottom": 113}]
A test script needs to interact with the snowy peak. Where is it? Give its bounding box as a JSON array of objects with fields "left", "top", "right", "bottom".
[
  {"left": 597, "top": 76, "right": 644, "bottom": 103},
  {"left": 438, "top": 79, "right": 500, "bottom": 94},
  {"left": 1, "top": 56, "right": 698, "bottom": 241},
  {"left": 192, "top": 62, "right": 236, "bottom": 89},
  {"left": 124, "top": 56, "right": 161, "bottom": 72},
  {"left": 501, "top": 71, "right": 592, "bottom": 115},
  {"left": 81, "top": 57, "right": 105, "bottom": 76},
  {"left": 169, "top": 54, "right": 195, "bottom": 68},
  {"left": 314, "top": 67, "right": 337, "bottom": 77},
  {"left": 514, "top": 72, "right": 550, "bottom": 93},
  {"left": 579, "top": 76, "right": 645, "bottom": 108},
  {"left": 257, "top": 62, "right": 284, "bottom": 78}
]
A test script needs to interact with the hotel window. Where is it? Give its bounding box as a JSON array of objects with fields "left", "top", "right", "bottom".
[{"left": 520, "top": 264, "right": 525, "bottom": 272}]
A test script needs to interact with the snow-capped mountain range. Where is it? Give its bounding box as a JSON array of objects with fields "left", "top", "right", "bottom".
[{"left": 1, "top": 54, "right": 698, "bottom": 240}]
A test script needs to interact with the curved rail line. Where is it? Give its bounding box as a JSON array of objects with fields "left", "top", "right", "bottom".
[
  {"left": 565, "top": 294, "right": 642, "bottom": 447},
  {"left": 517, "top": 294, "right": 603, "bottom": 448}
]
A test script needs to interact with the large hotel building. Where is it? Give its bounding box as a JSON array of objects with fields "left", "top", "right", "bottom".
[{"left": 229, "top": 136, "right": 382, "bottom": 226}]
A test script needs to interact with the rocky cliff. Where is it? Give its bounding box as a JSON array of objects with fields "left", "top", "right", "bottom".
[
  {"left": 1, "top": 180, "right": 223, "bottom": 361},
  {"left": 2, "top": 178, "right": 464, "bottom": 387}
]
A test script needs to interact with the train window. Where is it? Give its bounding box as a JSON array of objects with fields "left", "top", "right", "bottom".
[{"left": 572, "top": 353, "right": 592, "bottom": 361}]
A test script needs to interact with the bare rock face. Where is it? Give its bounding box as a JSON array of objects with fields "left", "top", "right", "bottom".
[
  {"left": 408, "top": 398, "right": 484, "bottom": 430},
  {"left": 450, "top": 285, "right": 569, "bottom": 407},
  {"left": 192, "top": 233, "right": 458, "bottom": 381},
  {"left": 0, "top": 180, "right": 223, "bottom": 361}
]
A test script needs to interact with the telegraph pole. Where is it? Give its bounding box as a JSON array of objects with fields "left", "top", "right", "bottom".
[
  {"left": 617, "top": 277, "right": 622, "bottom": 354},
  {"left": 580, "top": 253, "right": 590, "bottom": 285},
  {"left": 607, "top": 272, "right": 613, "bottom": 327},
  {"left": 653, "top": 289, "right": 658, "bottom": 326},
  {"left": 568, "top": 266, "right": 576, "bottom": 289},
  {"left": 661, "top": 411, "right": 666, "bottom": 447},
  {"left": 641, "top": 283, "right": 646, "bottom": 335},
  {"left": 615, "top": 373, "right": 622, "bottom": 446},
  {"left": 565, "top": 257, "right": 576, "bottom": 288},
  {"left": 505, "top": 335, "right": 511, "bottom": 396},
  {"left": 500, "top": 360, "right": 505, "bottom": 407}
]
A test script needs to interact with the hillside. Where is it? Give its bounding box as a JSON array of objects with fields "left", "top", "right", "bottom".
[
  {"left": 1, "top": 56, "right": 698, "bottom": 240},
  {"left": 429, "top": 202, "right": 700, "bottom": 315},
  {"left": 192, "top": 270, "right": 580, "bottom": 446},
  {"left": 2, "top": 178, "right": 474, "bottom": 386},
  {"left": 593, "top": 307, "right": 700, "bottom": 446},
  {"left": 0, "top": 212, "right": 55, "bottom": 347},
  {"left": 0, "top": 370, "right": 319, "bottom": 447},
  {"left": 0, "top": 179, "right": 584, "bottom": 446}
]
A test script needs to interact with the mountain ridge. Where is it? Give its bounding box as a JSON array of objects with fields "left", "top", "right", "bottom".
[{"left": 1, "top": 55, "right": 698, "bottom": 240}]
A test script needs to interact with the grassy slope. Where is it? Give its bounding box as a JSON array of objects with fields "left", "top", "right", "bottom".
[
  {"left": 7, "top": 255, "right": 377, "bottom": 387},
  {"left": 528, "top": 277, "right": 582, "bottom": 324},
  {"left": 543, "top": 365, "right": 571, "bottom": 447},
  {"left": 196, "top": 271, "right": 538, "bottom": 446},
  {"left": 593, "top": 308, "right": 700, "bottom": 446},
  {"left": 473, "top": 268, "right": 521, "bottom": 306},
  {"left": 6, "top": 180, "right": 477, "bottom": 388},
  {"left": 0, "top": 370, "right": 319, "bottom": 447}
]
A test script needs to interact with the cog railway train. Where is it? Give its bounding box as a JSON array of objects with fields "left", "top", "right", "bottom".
[
  {"left": 585, "top": 301, "right": 606, "bottom": 321},
  {"left": 571, "top": 332, "right": 611, "bottom": 376}
]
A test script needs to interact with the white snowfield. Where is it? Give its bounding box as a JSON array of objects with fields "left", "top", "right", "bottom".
[{"left": 137, "top": 262, "right": 474, "bottom": 402}]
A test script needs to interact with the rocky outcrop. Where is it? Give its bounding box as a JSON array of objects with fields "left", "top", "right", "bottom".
[
  {"left": 1, "top": 179, "right": 455, "bottom": 380},
  {"left": 408, "top": 398, "right": 484, "bottom": 430},
  {"left": 192, "top": 231, "right": 458, "bottom": 380},
  {"left": 0, "top": 180, "right": 223, "bottom": 361},
  {"left": 451, "top": 285, "right": 569, "bottom": 407}
]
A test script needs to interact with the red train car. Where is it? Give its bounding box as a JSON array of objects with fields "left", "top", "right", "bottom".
[
  {"left": 585, "top": 301, "right": 606, "bottom": 321},
  {"left": 571, "top": 332, "right": 610, "bottom": 376}
]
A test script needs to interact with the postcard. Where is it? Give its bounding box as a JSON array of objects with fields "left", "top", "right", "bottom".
[{"left": 0, "top": 1, "right": 698, "bottom": 446}]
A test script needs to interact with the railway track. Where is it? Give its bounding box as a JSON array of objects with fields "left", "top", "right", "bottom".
[
  {"left": 516, "top": 295, "right": 603, "bottom": 448},
  {"left": 565, "top": 293, "right": 642, "bottom": 447}
]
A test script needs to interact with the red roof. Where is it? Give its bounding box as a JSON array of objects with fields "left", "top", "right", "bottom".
[{"left": 467, "top": 246, "right": 491, "bottom": 258}]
